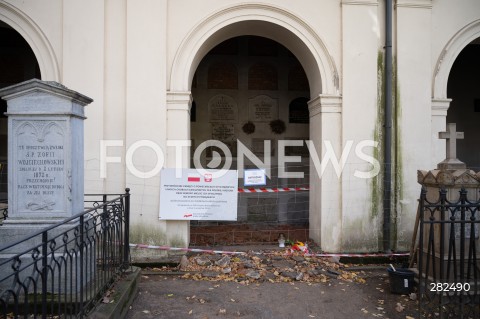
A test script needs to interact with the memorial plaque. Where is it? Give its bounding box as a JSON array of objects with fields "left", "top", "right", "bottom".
[
  {"left": 208, "top": 94, "right": 237, "bottom": 123},
  {"left": 212, "top": 124, "right": 235, "bottom": 141},
  {"left": 14, "top": 120, "right": 66, "bottom": 213},
  {"left": 249, "top": 95, "right": 278, "bottom": 122},
  {"left": 252, "top": 138, "right": 274, "bottom": 156}
]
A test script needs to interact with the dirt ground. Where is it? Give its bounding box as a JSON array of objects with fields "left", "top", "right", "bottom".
[
  {"left": 125, "top": 269, "right": 418, "bottom": 319},
  {"left": 124, "top": 248, "right": 419, "bottom": 319}
]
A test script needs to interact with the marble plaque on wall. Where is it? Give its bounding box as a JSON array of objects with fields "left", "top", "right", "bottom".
[
  {"left": 249, "top": 95, "right": 278, "bottom": 122},
  {"left": 252, "top": 138, "right": 274, "bottom": 157},
  {"left": 208, "top": 94, "right": 238, "bottom": 123},
  {"left": 212, "top": 124, "right": 235, "bottom": 141},
  {"left": 14, "top": 120, "right": 67, "bottom": 214}
]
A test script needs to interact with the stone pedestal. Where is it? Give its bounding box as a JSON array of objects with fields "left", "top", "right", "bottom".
[
  {"left": 0, "top": 79, "right": 92, "bottom": 223},
  {"left": 417, "top": 168, "right": 480, "bottom": 278},
  {"left": 0, "top": 79, "right": 93, "bottom": 292}
]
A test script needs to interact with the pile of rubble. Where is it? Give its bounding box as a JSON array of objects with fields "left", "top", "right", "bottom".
[{"left": 151, "top": 250, "right": 366, "bottom": 285}]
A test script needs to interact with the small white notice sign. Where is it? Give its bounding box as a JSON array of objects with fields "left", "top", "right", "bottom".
[
  {"left": 159, "top": 168, "right": 238, "bottom": 220},
  {"left": 244, "top": 169, "right": 266, "bottom": 186}
]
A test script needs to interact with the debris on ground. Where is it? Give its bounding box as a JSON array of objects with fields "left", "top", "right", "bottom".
[{"left": 144, "top": 249, "right": 367, "bottom": 285}]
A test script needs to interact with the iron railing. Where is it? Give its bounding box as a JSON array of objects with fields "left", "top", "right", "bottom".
[
  {"left": 418, "top": 187, "right": 480, "bottom": 318},
  {"left": 0, "top": 188, "right": 130, "bottom": 318},
  {"left": 0, "top": 200, "right": 6, "bottom": 225}
]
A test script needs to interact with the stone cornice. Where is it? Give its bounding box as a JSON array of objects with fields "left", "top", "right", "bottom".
[
  {"left": 166, "top": 91, "right": 192, "bottom": 111},
  {"left": 418, "top": 169, "right": 480, "bottom": 187},
  {"left": 431, "top": 98, "right": 451, "bottom": 116},
  {"left": 308, "top": 95, "right": 342, "bottom": 117},
  {"left": 341, "top": 0, "right": 378, "bottom": 6},
  {"left": 395, "top": 0, "right": 432, "bottom": 9}
]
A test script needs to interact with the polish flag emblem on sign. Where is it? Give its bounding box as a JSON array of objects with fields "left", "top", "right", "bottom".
[
  {"left": 187, "top": 174, "right": 201, "bottom": 182},
  {"left": 204, "top": 174, "right": 212, "bottom": 182}
]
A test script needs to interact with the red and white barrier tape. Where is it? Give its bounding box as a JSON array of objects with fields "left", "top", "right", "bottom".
[
  {"left": 129, "top": 243, "right": 246, "bottom": 255},
  {"left": 130, "top": 243, "right": 409, "bottom": 258},
  {"left": 238, "top": 187, "right": 309, "bottom": 193},
  {"left": 304, "top": 252, "right": 409, "bottom": 258}
]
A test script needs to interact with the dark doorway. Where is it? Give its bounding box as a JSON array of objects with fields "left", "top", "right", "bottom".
[
  {"left": 189, "top": 36, "right": 311, "bottom": 245},
  {"left": 0, "top": 21, "right": 41, "bottom": 200},
  {"left": 447, "top": 40, "right": 480, "bottom": 171}
]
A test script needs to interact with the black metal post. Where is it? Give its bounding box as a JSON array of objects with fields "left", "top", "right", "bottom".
[
  {"left": 383, "top": 0, "right": 393, "bottom": 252},
  {"left": 79, "top": 215, "right": 84, "bottom": 316},
  {"left": 42, "top": 231, "right": 48, "bottom": 319},
  {"left": 124, "top": 188, "right": 130, "bottom": 268}
]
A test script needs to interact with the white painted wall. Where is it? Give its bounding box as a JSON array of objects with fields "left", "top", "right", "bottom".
[{"left": 1, "top": 0, "right": 480, "bottom": 253}]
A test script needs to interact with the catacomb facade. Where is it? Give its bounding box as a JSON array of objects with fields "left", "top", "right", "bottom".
[{"left": 0, "top": 0, "right": 479, "bottom": 253}]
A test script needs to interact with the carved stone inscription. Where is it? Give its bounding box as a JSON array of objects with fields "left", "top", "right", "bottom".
[
  {"left": 249, "top": 95, "right": 278, "bottom": 122},
  {"left": 212, "top": 124, "right": 235, "bottom": 141},
  {"left": 208, "top": 94, "right": 237, "bottom": 122},
  {"left": 15, "top": 120, "right": 66, "bottom": 213}
]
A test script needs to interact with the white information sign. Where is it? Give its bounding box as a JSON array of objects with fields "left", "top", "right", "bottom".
[
  {"left": 159, "top": 168, "right": 238, "bottom": 220},
  {"left": 244, "top": 169, "right": 267, "bottom": 186}
]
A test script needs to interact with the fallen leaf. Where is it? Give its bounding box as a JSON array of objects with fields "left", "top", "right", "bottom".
[
  {"left": 219, "top": 309, "right": 226, "bottom": 314},
  {"left": 188, "top": 309, "right": 193, "bottom": 315},
  {"left": 395, "top": 303, "right": 404, "bottom": 312},
  {"left": 142, "top": 310, "right": 150, "bottom": 314}
]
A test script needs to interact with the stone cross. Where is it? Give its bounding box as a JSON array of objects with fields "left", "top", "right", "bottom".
[
  {"left": 439, "top": 123, "right": 464, "bottom": 160},
  {"left": 437, "top": 123, "right": 466, "bottom": 170}
]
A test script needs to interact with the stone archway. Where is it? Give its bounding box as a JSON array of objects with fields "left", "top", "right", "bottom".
[
  {"left": 167, "top": 3, "right": 341, "bottom": 250},
  {"left": 0, "top": 20, "right": 45, "bottom": 201},
  {"left": 0, "top": 2, "right": 59, "bottom": 82},
  {"left": 431, "top": 19, "right": 480, "bottom": 166}
]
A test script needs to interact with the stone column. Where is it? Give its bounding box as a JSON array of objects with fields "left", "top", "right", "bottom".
[
  {"left": 308, "top": 94, "right": 343, "bottom": 252},
  {"left": 164, "top": 91, "right": 192, "bottom": 247},
  {"left": 431, "top": 98, "right": 451, "bottom": 167},
  {"left": 0, "top": 79, "right": 92, "bottom": 244}
]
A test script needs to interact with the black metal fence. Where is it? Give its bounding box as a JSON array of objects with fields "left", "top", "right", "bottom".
[
  {"left": 418, "top": 187, "right": 480, "bottom": 318},
  {"left": 0, "top": 200, "right": 6, "bottom": 225},
  {"left": 0, "top": 189, "right": 130, "bottom": 318}
]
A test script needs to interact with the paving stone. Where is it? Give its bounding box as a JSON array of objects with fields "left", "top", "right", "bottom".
[
  {"left": 196, "top": 256, "right": 212, "bottom": 266},
  {"left": 215, "top": 256, "right": 231, "bottom": 268},
  {"left": 179, "top": 255, "right": 189, "bottom": 271},
  {"left": 256, "top": 255, "right": 269, "bottom": 263},
  {"left": 208, "top": 255, "right": 222, "bottom": 262},
  {"left": 264, "top": 272, "right": 276, "bottom": 280},
  {"left": 246, "top": 270, "right": 261, "bottom": 280},
  {"left": 281, "top": 271, "right": 298, "bottom": 279},
  {"left": 272, "top": 260, "right": 295, "bottom": 269},
  {"left": 291, "top": 256, "right": 305, "bottom": 263},
  {"left": 222, "top": 267, "right": 232, "bottom": 274},
  {"left": 327, "top": 269, "right": 341, "bottom": 276},
  {"left": 307, "top": 269, "right": 320, "bottom": 276},
  {"left": 196, "top": 257, "right": 212, "bottom": 266}
]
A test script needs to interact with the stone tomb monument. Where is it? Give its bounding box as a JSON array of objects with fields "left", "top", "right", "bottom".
[
  {"left": 417, "top": 123, "right": 480, "bottom": 278},
  {"left": 0, "top": 79, "right": 93, "bottom": 290}
]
